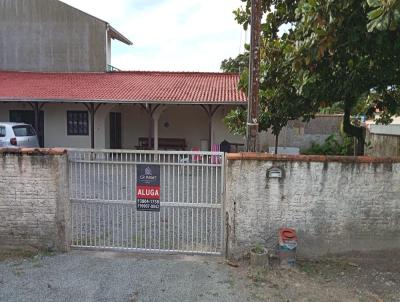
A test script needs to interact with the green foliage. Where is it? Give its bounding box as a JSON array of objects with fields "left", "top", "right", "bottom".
[
  {"left": 319, "top": 102, "right": 344, "bottom": 114},
  {"left": 367, "top": 0, "right": 400, "bottom": 32},
  {"left": 252, "top": 243, "right": 266, "bottom": 254},
  {"left": 223, "top": 107, "right": 247, "bottom": 136},
  {"left": 224, "top": 0, "right": 400, "bottom": 155},
  {"left": 220, "top": 52, "right": 249, "bottom": 73},
  {"left": 303, "top": 134, "right": 354, "bottom": 156}
]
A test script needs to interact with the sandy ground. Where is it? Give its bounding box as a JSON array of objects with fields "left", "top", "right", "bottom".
[{"left": 0, "top": 249, "right": 399, "bottom": 302}]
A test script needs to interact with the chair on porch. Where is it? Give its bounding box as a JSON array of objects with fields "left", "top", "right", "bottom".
[
  {"left": 191, "top": 147, "right": 202, "bottom": 163},
  {"left": 211, "top": 144, "right": 221, "bottom": 164}
]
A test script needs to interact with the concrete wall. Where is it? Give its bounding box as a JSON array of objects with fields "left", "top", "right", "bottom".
[
  {"left": 0, "top": 0, "right": 107, "bottom": 72},
  {"left": 259, "top": 115, "right": 343, "bottom": 152},
  {"left": 0, "top": 148, "right": 70, "bottom": 251},
  {"left": 366, "top": 130, "right": 400, "bottom": 157},
  {"left": 225, "top": 153, "right": 400, "bottom": 258}
]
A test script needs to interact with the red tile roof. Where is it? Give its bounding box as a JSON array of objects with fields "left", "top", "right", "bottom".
[{"left": 0, "top": 71, "right": 246, "bottom": 104}]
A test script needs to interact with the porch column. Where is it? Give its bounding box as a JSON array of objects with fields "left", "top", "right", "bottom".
[
  {"left": 152, "top": 105, "right": 166, "bottom": 151},
  {"left": 200, "top": 105, "right": 221, "bottom": 150},
  {"left": 84, "top": 103, "right": 102, "bottom": 149}
]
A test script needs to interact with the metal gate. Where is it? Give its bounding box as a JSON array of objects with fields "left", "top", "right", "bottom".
[{"left": 68, "top": 149, "right": 225, "bottom": 255}]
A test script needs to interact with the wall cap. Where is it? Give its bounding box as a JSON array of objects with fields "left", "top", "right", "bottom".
[
  {"left": 226, "top": 152, "right": 400, "bottom": 163},
  {"left": 0, "top": 148, "right": 67, "bottom": 156}
]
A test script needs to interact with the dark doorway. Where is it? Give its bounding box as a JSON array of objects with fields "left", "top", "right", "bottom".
[
  {"left": 10, "top": 110, "right": 44, "bottom": 147},
  {"left": 110, "top": 112, "right": 122, "bottom": 149}
]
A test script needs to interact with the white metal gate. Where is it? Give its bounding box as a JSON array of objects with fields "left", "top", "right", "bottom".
[{"left": 68, "top": 149, "right": 225, "bottom": 255}]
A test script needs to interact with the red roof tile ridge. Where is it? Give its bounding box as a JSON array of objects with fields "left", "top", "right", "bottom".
[
  {"left": 0, "top": 70, "right": 240, "bottom": 76},
  {"left": 110, "top": 70, "right": 240, "bottom": 76}
]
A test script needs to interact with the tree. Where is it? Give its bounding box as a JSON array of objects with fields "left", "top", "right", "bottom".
[
  {"left": 221, "top": 52, "right": 249, "bottom": 73},
  {"left": 225, "top": 0, "right": 400, "bottom": 155},
  {"left": 223, "top": 38, "right": 319, "bottom": 153},
  {"left": 367, "top": 0, "right": 400, "bottom": 31}
]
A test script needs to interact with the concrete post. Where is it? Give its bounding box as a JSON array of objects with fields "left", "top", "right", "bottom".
[{"left": 152, "top": 106, "right": 166, "bottom": 151}]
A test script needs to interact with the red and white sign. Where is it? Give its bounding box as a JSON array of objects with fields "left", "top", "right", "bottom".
[{"left": 136, "top": 185, "right": 160, "bottom": 199}]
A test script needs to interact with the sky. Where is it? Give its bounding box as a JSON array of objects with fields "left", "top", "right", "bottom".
[{"left": 61, "top": 0, "right": 247, "bottom": 72}]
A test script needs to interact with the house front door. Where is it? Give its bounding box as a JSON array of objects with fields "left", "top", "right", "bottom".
[{"left": 110, "top": 112, "right": 122, "bottom": 149}]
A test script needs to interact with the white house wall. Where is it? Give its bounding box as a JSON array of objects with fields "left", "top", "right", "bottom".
[
  {"left": 0, "top": 102, "right": 112, "bottom": 148},
  {"left": 0, "top": 102, "right": 245, "bottom": 150},
  {"left": 106, "top": 104, "right": 244, "bottom": 150},
  {"left": 0, "top": 103, "right": 342, "bottom": 151},
  {"left": 158, "top": 105, "right": 208, "bottom": 150}
]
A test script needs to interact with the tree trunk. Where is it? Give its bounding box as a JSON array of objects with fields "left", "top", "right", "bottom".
[
  {"left": 274, "top": 134, "right": 279, "bottom": 154},
  {"left": 343, "top": 107, "right": 365, "bottom": 155}
]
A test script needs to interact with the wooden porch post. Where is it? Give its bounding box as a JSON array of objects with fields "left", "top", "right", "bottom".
[{"left": 84, "top": 103, "right": 102, "bottom": 149}]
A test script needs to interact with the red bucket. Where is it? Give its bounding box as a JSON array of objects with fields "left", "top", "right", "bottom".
[{"left": 279, "top": 228, "right": 297, "bottom": 242}]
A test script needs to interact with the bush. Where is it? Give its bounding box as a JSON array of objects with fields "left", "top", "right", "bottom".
[{"left": 303, "top": 134, "right": 354, "bottom": 156}]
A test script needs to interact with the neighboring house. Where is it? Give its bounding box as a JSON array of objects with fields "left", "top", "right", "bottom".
[
  {"left": 0, "top": 0, "right": 132, "bottom": 72},
  {"left": 365, "top": 117, "right": 400, "bottom": 157}
]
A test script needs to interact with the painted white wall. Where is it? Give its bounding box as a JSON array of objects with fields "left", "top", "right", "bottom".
[
  {"left": 159, "top": 105, "right": 208, "bottom": 149},
  {"left": 43, "top": 103, "right": 114, "bottom": 149},
  {"left": 0, "top": 102, "right": 114, "bottom": 148}
]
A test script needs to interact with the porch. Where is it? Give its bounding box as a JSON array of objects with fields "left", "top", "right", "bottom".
[
  {"left": 0, "top": 70, "right": 247, "bottom": 151},
  {"left": 0, "top": 101, "right": 245, "bottom": 151}
]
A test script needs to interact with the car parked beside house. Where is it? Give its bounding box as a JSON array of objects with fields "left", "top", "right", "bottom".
[{"left": 0, "top": 122, "right": 39, "bottom": 148}]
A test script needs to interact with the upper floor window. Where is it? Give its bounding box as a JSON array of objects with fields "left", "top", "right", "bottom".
[{"left": 67, "top": 111, "right": 88, "bottom": 136}]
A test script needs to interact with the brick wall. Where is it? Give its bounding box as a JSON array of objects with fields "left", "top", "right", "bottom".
[
  {"left": 226, "top": 153, "right": 400, "bottom": 258},
  {"left": 0, "top": 149, "right": 70, "bottom": 251}
]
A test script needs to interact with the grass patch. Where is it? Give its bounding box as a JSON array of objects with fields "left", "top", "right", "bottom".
[
  {"left": 297, "top": 258, "right": 358, "bottom": 279},
  {"left": 0, "top": 248, "right": 56, "bottom": 262}
]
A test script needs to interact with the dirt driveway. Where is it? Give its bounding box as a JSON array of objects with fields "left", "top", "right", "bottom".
[{"left": 0, "top": 249, "right": 399, "bottom": 302}]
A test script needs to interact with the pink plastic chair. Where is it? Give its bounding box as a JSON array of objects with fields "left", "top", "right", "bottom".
[
  {"left": 191, "top": 147, "right": 201, "bottom": 163},
  {"left": 211, "top": 144, "right": 221, "bottom": 164}
]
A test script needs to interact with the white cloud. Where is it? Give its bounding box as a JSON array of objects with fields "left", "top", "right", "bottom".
[{"left": 61, "top": 0, "right": 246, "bottom": 72}]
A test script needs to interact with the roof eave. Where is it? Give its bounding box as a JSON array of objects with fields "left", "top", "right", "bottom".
[
  {"left": 107, "top": 25, "right": 133, "bottom": 46},
  {"left": 0, "top": 98, "right": 247, "bottom": 105}
]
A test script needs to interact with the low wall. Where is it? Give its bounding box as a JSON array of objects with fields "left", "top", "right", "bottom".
[
  {"left": 0, "top": 148, "right": 70, "bottom": 251},
  {"left": 226, "top": 153, "right": 400, "bottom": 258}
]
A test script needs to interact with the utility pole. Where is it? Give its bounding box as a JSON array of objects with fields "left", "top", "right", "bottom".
[{"left": 246, "top": 0, "right": 262, "bottom": 152}]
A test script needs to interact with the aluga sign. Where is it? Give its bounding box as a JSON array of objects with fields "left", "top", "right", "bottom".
[{"left": 136, "top": 164, "right": 160, "bottom": 211}]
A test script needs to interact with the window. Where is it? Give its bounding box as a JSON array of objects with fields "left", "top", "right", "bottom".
[
  {"left": 12, "top": 125, "right": 36, "bottom": 137},
  {"left": 67, "top": 111, "right": 89, "bottom": 136},
  {"left": 0, "top": 127, "right": 5, "bottom": 137}
]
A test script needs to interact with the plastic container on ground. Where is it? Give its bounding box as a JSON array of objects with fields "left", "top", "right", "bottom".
[{"left": 278, "top": 228, "right": 297, "bottom": 267}]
